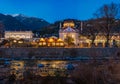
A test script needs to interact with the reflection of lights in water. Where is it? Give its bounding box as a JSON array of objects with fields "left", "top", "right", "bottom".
[
  {"left": 9, "top": 60, "right": 72, "bottom": 77},
  {"left": 52, "top": 64, "right": 56, "bottom": 68},
  {"left": 10, "top": 61, "right": 24, "bottom": 79},
  {"left": 36, "top": 60, "right": 68, "bottom": 76}
]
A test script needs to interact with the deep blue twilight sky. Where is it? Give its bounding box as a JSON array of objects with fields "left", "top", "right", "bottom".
[{"left": 0, "top": 0, "right": 119, "bottom": 23}]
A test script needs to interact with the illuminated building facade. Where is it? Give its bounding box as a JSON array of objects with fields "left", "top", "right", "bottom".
[
  {"left": 2, "top": 21, "right": 120, "bottom": 48},
  {"left": 59, "top": 21, "right": 79, "bottom": 45},
  {"left": 31, "top": 37, "right": 65, "bottom": 47},
  {"left": 5, "top": 31, "right": 33, "bottom": 39}
]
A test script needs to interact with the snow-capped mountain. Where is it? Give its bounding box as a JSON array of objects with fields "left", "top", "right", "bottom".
[
  {"left": 0, "top": 13, "right": 50, "bottom": 31},
  {"left": 11, "top": 14, "right": 23, "bottom": 17},
  {"left": 13, "top": 14, "right": 50, "bottom": 30}
]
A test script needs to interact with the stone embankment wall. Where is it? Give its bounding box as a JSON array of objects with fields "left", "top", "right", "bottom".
[{"left": 0, "top": 48, "right": 119, "bottom": 58}]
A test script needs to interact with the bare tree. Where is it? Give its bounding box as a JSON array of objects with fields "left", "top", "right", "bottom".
[
  {"left": 94, "top": 2, "right": 120, "bottom": 47},
  {"left": 0, "top": 22, "right": 4, "bottom": 38},
  {"left": 84, "top": 19, "right": 100, "bottom": 45}
]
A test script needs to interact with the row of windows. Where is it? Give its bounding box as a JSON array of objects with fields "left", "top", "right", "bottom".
[
  {"left": 39, "top": 42, "right": 64, "bottom": 46},
  {"left": 64, "top": 34, "right": 75, "bottom": 38}
]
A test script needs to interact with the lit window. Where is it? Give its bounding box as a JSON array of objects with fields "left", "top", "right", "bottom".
[
  {"left": 43, "top": 42, "right": 46, "bottom": 45},
  {"left": 60, "top": 43, "right": 64, "bottom": 46},
  {"left": 56, "top": 43, "right": 59, "bottom": 46},
  {"left": 64, "top": 35, "right": 66, "bottom": 38},
  {"left": 18, "top": 41, "right": 23, "bottom": 44},
  {"left": 39, "top": 43, "right": 42, "bottom": 45},
  {"left": 13, "top": 40, "right": 17, "bottom": 43},
  {"left": 72, "top": 35, "right": 75, "bottom": 38},
  {"left": 52, "top": 43, "right": 55, "bottom": 46}
]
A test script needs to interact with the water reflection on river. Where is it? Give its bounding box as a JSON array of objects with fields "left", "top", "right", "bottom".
[{"left": 10, "top": 60, "right": 73, "bottom": 79}]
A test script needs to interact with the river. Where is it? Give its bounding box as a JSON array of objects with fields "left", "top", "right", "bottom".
[{"left": 1, "top": 60, "right": 78, "bottom": 79}]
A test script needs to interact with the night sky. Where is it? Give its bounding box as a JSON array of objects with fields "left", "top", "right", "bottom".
[{"left": 0, "top": 0, "right": 119, "bottom": 23}]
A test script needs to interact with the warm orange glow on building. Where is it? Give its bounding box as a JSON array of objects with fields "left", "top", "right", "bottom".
[
  {"left": 57, "top": 38, "right": 63, "bottom": 42},
  {"left": 37, "top": 37, "right": 64, "bottom": 47},
  {"left": 63, "top": 22, "right": 75, "bottom": 28},
  {"left": 48, "top": 38, "right": 54, "bottom": 43},
  {"left": 40, "top": 38, "right": 45, "bottom": 42}
]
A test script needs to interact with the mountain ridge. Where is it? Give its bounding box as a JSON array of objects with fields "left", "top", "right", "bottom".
[{"left": 0, "top": 13, "right": 50, "bottom": 31}]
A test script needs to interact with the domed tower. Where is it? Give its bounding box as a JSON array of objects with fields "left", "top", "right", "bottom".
[{"left": 59, "top": 21, "right": 79, "bottom": 45}]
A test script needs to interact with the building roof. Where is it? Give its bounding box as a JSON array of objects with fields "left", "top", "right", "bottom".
[
  {"left": 59, "top": 27, "right": 79, "bottom": 33},
  {"left": 63, "top": 27, "right": 76, "bottom": 32},
  {"left": 5, "top": 31, "right": 33, "bottom": 33}
]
